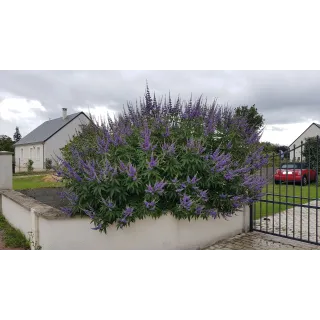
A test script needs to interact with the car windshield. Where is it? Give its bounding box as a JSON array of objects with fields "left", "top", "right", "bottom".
[{"left": 281, "top": 163, "right": 306, "bottom": 169}]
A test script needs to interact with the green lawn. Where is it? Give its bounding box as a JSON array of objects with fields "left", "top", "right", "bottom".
[
  {"left": 254, "top": 182, "right": 319, "bottom": 219},
  {"left": 13, "top": 174, "right": 62, "bottom": 190}
]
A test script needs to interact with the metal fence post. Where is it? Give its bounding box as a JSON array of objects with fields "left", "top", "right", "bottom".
[{"left": 249, "top": 204, "right": 254, "bottom": 231}]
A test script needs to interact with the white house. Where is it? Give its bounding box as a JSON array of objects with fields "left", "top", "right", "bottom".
[
  {"left": 14, "top": 108, "right": 91, "bottom": 171},
  {"left": 289, "top": 123, "right": 320, "bottom": 161}
]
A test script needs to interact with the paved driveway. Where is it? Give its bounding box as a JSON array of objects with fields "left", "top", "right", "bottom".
[
  {"left": 254, "top": 200, "right": 320, "bottom": 243},
  {"left": 206, "top": 231, "right": 320, "bottom": 250},
  {"left": 216, "top": 198, "right": 320, "bottom": 250}
]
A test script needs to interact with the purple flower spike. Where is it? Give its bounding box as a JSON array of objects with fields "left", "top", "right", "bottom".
[
  {"left": 91, "top": 224, "right": 102, "bottom": 230},
  {"left": 168, "top": 143, "right": 176, "bottom": 154},
  {"left": 118, "top": 217, "right": 128, "bottom": 228},
  {"left": 180, "top": 194, "right": 193, "bottom": 211},
  {"left": 102, "top": 198, "right": 115, "bottom": 210},
  {"left": 207, "top": 209, "right": 217, "bottom": 218},
  {"left": 224, "top": 170, "right": 236, "bottom": 181},
  {"left": 60, "top": 207, "right": 73, "bottom": 216},
  {"left": 118, "top": 206, "right": 135, "bottom": 228},
  {"left": 107, "top": 202, "right": 115, "bottom": 209},
  {"left": 123, "top": 206, "right": 134, "bottom": 217},
  {"left": 83, "top": 207, "right": 96, "bottom": 219},
  {"left": 119, "top": 161, "right": 127, "bottom": 173},
  {"left": 140, "top": 124, "right": 156, "bottom": 152},
  {"left": 162, "top": 143, "right": 176, "bottom": 155},
  {"left": 146, "top": 184, "right": 155, "bottom": 195},
  {"left": 154, "top": 180, "right": 167, "bottom": 195},
  {"left": 195, "top": 205, "right": 204, "bottom": 215},
  {"left": 162, "top": 126, "right": 170, "bottom": 137},
  {"left": 59, "top": 191, "right": 78, "bottom": 206},
  {"left": 127, "top": 163, "right": 137, "bottom": 180},
  {"left": 176, "top": 182, "right": 186, "bottom": 193},
  {"left": 199, "top": 190, "right": 208, "bottom": 202},
  {"left": 187, "top": 175, "right": 200, "bottom": 185},
  {"left": 144, "top": 200, "right": 156, "bottom": 211},
  {"left": 147, "top": 154, "right": 158, "bottom": 170}
]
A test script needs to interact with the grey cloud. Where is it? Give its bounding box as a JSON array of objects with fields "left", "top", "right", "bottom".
[
  {"left": 1, "top": 70, "right": 320, "bottom": 137},
  {"left": 270, "top": 126, "right": 285, "bottom": 132}
]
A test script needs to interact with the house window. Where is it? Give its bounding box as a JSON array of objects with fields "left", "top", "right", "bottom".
[
  {"left": 30, "top": 148, "right": 33, "bottom": 159},
  {"left": 36, "top": 147, "right": 40, "bottom": 160},
  {"left": 21, "top": 148, "right": 23, "bottom": 159}
]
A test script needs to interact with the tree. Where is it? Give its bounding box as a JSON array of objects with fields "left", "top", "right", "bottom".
[
  {"left": 235, "top": 105, "right": 264, "bottom": 131},
  {"left": 274, "top": 145, "right": 290, "bottom": 160},
  {"left": 260, "top": 141, "right": 276, "bottom": 154},
  {"left": 302, "top": 137, "right": 320, "bottom": 170},
  {"left": 13, "top": 127, "right": 22, "bottom": 142},
  {"left": 0, "top": 135, "right": 14, "bottom": 152},
  {"left": 260, "top": 141, "right": 289, "bottom": 167}
]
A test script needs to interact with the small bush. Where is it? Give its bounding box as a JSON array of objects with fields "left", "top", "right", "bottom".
[
  {"left": 45, "top": 158, "right": 53, "bottom": 170},
  {"left": 55, "top": 87, "right": 268, "bottom": 232},
  {"left": 27, "top": 159, "right": 34, "bottom": 173}
]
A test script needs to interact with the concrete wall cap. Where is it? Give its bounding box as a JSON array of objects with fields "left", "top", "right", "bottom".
[
  {"left": 0, "top": 189, "right": 69, "bottom": 220},
  {"left": 0, "top": 151, "right": 13, "bottom": 155}
]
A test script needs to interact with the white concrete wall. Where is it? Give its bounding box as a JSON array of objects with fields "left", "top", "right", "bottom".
[
  {"left": 37, "top": 211, "right": 248, "bottom": 249},
  {"left": 0, "top": 189, "right": 249, "bottom": 250},
  {"left": 289, "top": 124, "right": 320, "bottom": 161},
  {"left": 15, "top": 143, "right": 44, "bottom": 171},
  {"left": 0, "top": 152, "right": 13, "bottom": 189},
  {"left": 1, "top": 195, "right": 32, "bottom": 238},
  {"left": 44, "top": 113, "right": 90, "bottom": 164}
]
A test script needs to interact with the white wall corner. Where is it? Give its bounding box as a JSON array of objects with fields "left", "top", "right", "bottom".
[{"left": 30, "top": 208, "right": 40, "bottom": 250}]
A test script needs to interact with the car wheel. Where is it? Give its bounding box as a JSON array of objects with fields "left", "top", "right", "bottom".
[
  {"left": 302, "top": 176, "right": 308, "bottom": 186},
  {"left": 275, "top": 180, "right": 280, "bottom": 185}
]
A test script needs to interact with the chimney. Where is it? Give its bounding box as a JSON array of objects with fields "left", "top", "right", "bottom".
[{"left": 62, "top": 108, "right": 67, "bottom": 120}]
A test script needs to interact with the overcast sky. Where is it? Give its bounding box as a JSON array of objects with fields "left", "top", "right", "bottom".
[{"left": 0, "top": 70, "right": 319, "bottom": 146}]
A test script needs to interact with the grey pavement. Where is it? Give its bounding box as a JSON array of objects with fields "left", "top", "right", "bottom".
[
  {"left": 206, "top": 231, "right": 320, "bottom": 250},
  {"left": 207, "top": 199, "right": 320, "bottom": 250}
]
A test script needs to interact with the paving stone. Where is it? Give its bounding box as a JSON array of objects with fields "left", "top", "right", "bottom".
[{"left": 206, "top": 231, "right": 320, "bottom": 250}]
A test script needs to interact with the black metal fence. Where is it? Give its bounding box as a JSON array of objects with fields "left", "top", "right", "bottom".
[{"left": 250, "top": 136, "right": 320, "bottom": 245}]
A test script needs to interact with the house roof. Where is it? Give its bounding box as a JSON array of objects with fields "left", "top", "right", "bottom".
[
  {"left": 289, "top": 122, "right": 320, "bottom": 147},
  {"left": 14, "top": 112, "right": 87, "bottom": 146}
]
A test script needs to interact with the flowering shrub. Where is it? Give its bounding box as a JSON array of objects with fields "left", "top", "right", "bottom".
[{"left": 54, "top": 87, "right": 268, "bottom": 232}]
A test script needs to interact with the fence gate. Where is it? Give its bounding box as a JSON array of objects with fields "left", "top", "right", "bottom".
[{"left": 250, "top": 138, "right": 320, "bottom": 245}]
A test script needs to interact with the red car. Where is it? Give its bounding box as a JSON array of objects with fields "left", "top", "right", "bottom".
[{"left": 274, "top": 163, "right": 317, "bottom": 186}]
